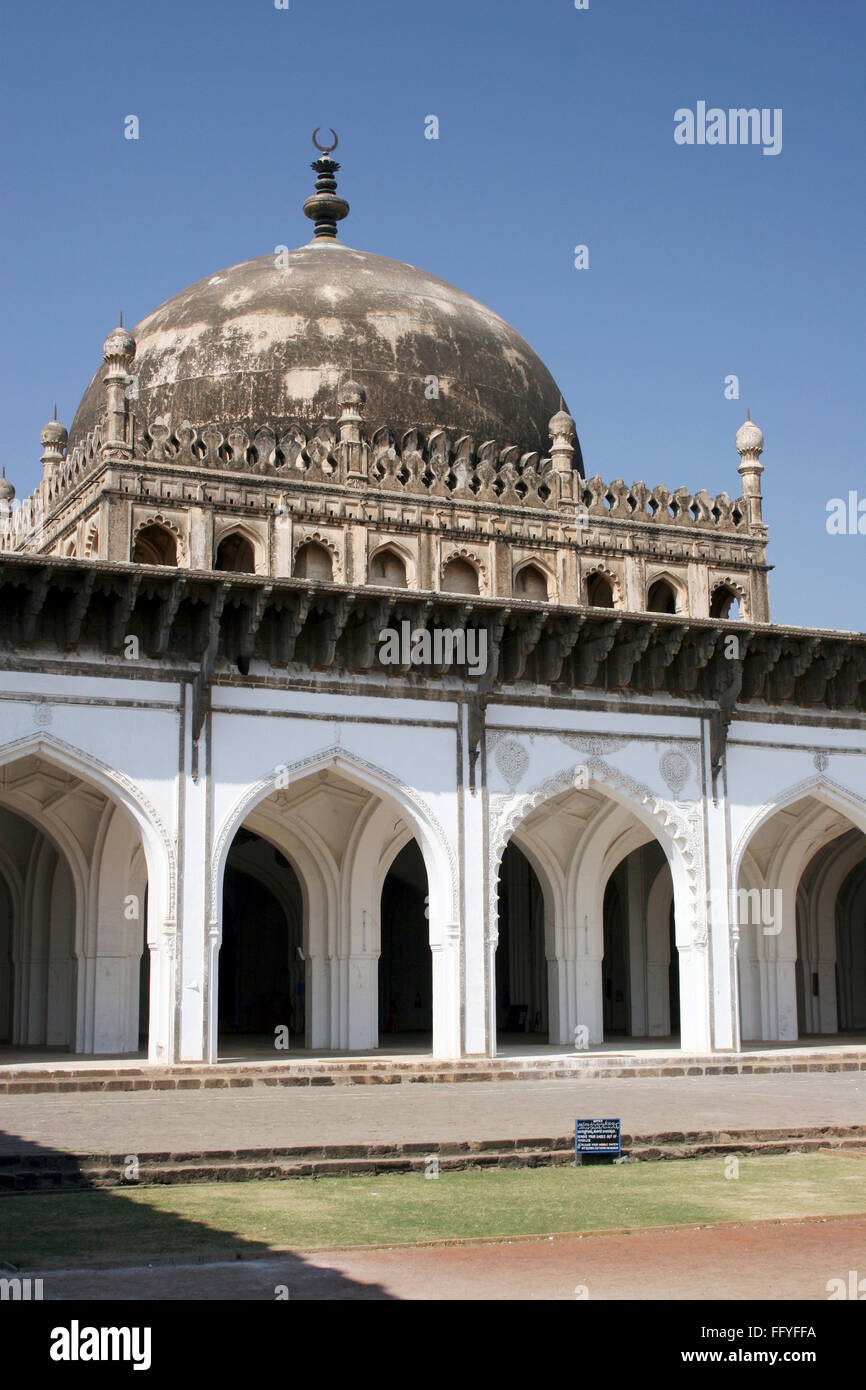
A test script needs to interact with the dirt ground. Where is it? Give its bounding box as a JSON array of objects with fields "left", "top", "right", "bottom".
[{"left": 31, "top": 1214, "right": 866, "bottom": 1301}]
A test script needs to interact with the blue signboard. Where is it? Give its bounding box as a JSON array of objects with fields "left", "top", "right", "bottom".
[{"left": 575, "top": 1118, "right": 621, "bottom": 1156}]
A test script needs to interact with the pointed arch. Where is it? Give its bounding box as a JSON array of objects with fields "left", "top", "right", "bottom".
[
  {"left": 0, "top": 732, "right": 176, "bottom": 923},
  {"left": 211, "top": 744, "right": 458, "bottom": 928},
  {"left": 131, "top": 519, "right": 181, "bottom": 567},
  {"left": 441, "top": 549, "right": 486, "bottom": 595},
  {"left": 214, "top": 528, "right": 257, "bottom": 574},
  {"left": 709, "top": 576, "right": 747, "bottom": 620},
  {"left": 646, "top": 572, "right": 687, "bottom": 615},
  {"left": 491, "top": 757, "right": 699, "bottom": 916},
  {"left": 513, "top": 560, "right": 554, "bottom": 602},
  {"left": 293, "top": 531, "right": 341, "bottom": 580},
  {"left": 368, "top": 542, "right": 411, "bottom": 589},
  {"left": 732, "top": 775, "right": 866, "bottom": 885},
  {"left": 583, "top": 563, "right": 622, "bottom": 609}
]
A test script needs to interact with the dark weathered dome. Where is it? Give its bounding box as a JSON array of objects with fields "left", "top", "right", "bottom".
[{"left": 69, "top": 240, "right": 580, "bottom": 465}]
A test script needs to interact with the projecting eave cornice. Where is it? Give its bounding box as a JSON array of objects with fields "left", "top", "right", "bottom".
[{"left": 0, "top": 555, "right": 863, "bottom": 714}]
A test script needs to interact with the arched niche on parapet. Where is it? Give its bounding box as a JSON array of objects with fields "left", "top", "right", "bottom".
[
  {"left": 513, "top": 561, "right": 553, "bottom": 602},
  {"left": 132, "top": 522, "right": 179, "bottom": 567},
  {"left": 368, "top": 544, "right": 410, "bottom": 589},
  {"left": 215, "top": 530, "right": 257, "bottom": 574}
]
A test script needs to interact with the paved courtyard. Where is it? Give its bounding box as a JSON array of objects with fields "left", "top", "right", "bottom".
[{"left": 1, "top": 1071, "right": 863, "bottom": 1156}]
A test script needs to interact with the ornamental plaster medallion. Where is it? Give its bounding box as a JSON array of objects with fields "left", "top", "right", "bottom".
[
  {"left": 557, "top": 733, "right": 631, "bottom": 757},
  {"left": 659, "top": 749, "right": 691, "bottom": 797},
  {"left": 494, "top": 737, "right": 529, "bottom": 789},
  {"left": 32, "top": 703, "right": 52, "bottom": 727},
  {"left": 813, "top": 751, "right": 830, "bottom": 773}
]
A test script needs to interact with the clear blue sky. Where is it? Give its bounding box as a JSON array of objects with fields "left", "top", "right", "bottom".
[{"left": 1, "top": 0, "right": 862, "bottom": 629}]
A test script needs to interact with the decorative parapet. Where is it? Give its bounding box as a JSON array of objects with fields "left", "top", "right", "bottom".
[
  {"left": 34, "top": 415, "right": 756, "bottom": 535},
  {"left": 0, "top": 493, "right": 45, "bottom": 551}
]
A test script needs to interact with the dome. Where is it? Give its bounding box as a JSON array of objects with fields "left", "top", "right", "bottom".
[
  {"left": 0, "top": 468, "right": 14, "bottom": 502},
  {"left": 69, "top": 241, "right": 581, "bottom": 467}
]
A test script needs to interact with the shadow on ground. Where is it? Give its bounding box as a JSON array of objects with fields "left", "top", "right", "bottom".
[{"left": 0, "top": 1129, "right": 396, "bottom": 1301}]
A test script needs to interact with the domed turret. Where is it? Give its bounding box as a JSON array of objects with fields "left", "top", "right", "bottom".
[
  {"left": 337, "top": 377, "right": 366, "bottom": 412},
  {"left": 735, "top": 413, "right": 763, "bottom": 457},
  {"left": 0, "top": 468, "right": 15, "bottom": 502},
  {"left": 549, "top": 408, "right": 575, "bottom": 439},
  {"left": 103, "top": 319, "right": 136, "bottom": 366},
  {"left": 40, "top": 408, "right": 67, "bottom": 474},
  {"left": 40, "top": 414, "right": 68, "bottom": 451}
]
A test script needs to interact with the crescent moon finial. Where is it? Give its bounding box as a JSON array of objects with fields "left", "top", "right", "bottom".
[{"left": 312, "top": 127, "right": 338, "bottom": 154}]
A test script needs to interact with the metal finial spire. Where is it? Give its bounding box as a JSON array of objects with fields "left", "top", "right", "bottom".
[
  {"left": 119, "top": 310, "right": 123, "bottom": 327},
  {"left": 746, "top": 406, "right": 750, "bottom": 420},
  {"left": 303, "top": 129, "right": 349, "bottom": 241}
]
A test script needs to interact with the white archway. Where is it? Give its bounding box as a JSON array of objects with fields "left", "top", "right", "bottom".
[
  {"left": 0, "top": 736, "right": 175, "bottom": 1059},
  {"left": 734, "top": 782, "right": 866, "bottom": 1041},
  {"left": 210, "top": 747, "right": 458, "bottom": 1060},
  {"left": 491, "top": 761, "right": 705, "bottom": 1051}
]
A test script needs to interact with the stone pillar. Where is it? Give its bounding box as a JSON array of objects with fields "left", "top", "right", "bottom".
[
  {"left": 460, "top": 702, "right": 486, "bottom": 1057},
  {"left": 148, "top": 914, "right": 177, "bottom": 1066},
  {"left": 187, "top": 505, "right": 211, "bottom": 570},
  {"left": 626, "top": 852, "right": 647, "bottom": 1035},
  {"left": 675, "top": 870, "right": 712, "bottom": 1052},
  {"left": 346, "top": 951, "right": 378, "bottom": 1050},
  {"left": 546, "top": 903, "right": 570, "bottom": 1044},
  {"left": 178, "top": 683, "right": 211, "bottom": 1062},
  {"left": 645, "top": 865, "right": 673, "bottom": 1036},
  {"left": 704, "top": 771, "right": 739, "bottom": 1051},
  {"left": 574, "top": 910, "right": 604, "bottom": 1045},
  {"left": 307, "top": 953, "right": 329, "bottom": 1049},
  {"left": 273, "top": 494, "right": 292, "bottom": 576},
  {"left": 677, "top": 943, "right": 712, "bottom": 1052}
]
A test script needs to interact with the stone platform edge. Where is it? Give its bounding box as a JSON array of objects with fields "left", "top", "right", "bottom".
[{"left": 2, "top": 1049, "right": 865, "bottom": 1094}]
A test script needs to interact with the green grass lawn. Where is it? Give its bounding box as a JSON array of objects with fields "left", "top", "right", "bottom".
[{"left": 3, "top": 1151, "right": 865, "bottom": 1270}]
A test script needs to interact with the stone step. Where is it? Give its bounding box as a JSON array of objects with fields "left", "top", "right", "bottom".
[
  {"left": 1, "top": 1127, "right": 863, "bottom": 1192},
  {"left": 2, "top": 1050, "right": 864, "bottom": 1094}
]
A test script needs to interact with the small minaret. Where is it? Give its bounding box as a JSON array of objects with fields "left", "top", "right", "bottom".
[
  {"left": 549, "top": 405, "right": 576, "bottom": 503},
  {"left": 41, "top": 407, "right": 68, "bottom": 479},
  {"left": 338, "top": 375, "right": 368, "bottom": 481},
  {"left": 735, "top": 410, "right": 765, "bottom": 532},
  {"left": 101, "top": 315, "right": 136, "bottom": 458},
  {"left": 0, "top": 468, "right": 15, "bottom": 528},
  {"left": 303, "top": 131, "right": 350, "bottom": 242}
]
